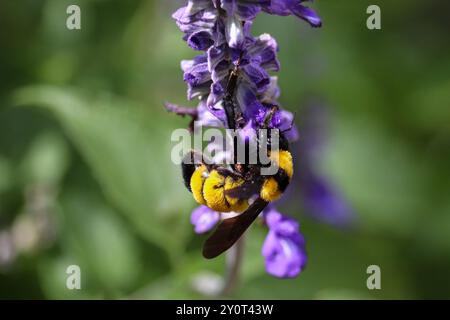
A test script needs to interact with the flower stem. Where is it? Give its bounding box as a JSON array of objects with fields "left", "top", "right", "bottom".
[{"left": 221, "top": 235, "right": 245, "bottom": 296}]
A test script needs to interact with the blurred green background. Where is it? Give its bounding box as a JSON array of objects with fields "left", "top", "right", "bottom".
[{"left": 0, "top": 0, "right": 449, "bottom": 299}]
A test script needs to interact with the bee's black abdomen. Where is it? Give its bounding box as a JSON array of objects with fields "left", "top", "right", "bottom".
[
  {"left": 274, "top": 169, "right": 290, "bottom": 192},
  {"left": 279, "top": 134, "right": 290, "bottom": 152},
  {"left": 181, "top": 151, "right": 197, "bottom": 192},
  {"left": 181, "top": 163, "right": 195, "bottom": 192}
]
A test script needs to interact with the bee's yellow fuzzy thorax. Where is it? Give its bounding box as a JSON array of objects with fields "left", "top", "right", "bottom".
[
  {"left": 191, "top": 167, "right": 249, "bottom": 213},
  {"left": 190, "top": 164, "right": 208, "bottom": 205}
]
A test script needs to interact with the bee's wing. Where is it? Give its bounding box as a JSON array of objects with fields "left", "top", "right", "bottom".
[
  {"left": 224, "top": 182, "right": 260, "bottom": 200},
  {"left": 202, "top": 198, "right": 268, "bottom": 259}
]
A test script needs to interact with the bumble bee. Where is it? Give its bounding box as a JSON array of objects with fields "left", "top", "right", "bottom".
[
  {"left": 182, "top": 133, "right": 293, "bottom": 209},
  {"left": 180, "top": 60, "right": 294, "bottom": 259},
  {"left": 181, "top": 106, "right": 294, "bottom": 259}
]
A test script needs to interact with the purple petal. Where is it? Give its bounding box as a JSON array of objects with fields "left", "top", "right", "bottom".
[
  {"left": 263, "top": 232, "right": 307, "bottom": 278},
  {"left": 262, "top": 207, "right": 307, "bottom": 278},
  {"left": 247, "top": 34, "right": 280, "bottom": 72},
  {"left": 276, "top": 110, "right": 299, "bottom": 141},
  {"left": 191, "top": 206, "right": 220, "bottom": 234},
  {"left": 225, "top": 14, "right": 245, "bottom": 48},
  {"left": 262, "top": 0, "right": 322, "bottom": 28},
  {"left": 264, "top": 0, "right": 291, "bottom": 15},
  {"left": 235, "top": 84, "right": 265, "bottom": 121},
  {"left": 290, "top": 5, "right": 322, "bottom": 27},
  {"left": 183, "top": 57, "right": 210, "bottom": 86},
  {"left": 220, "top": 1, "right": 265, "bottom": 21},
  {"left": 197, "top": 100, "right": 225, "bottom": 127},
  {"left": 207, "top": 80, "right": 227, "bottom": 111},
  {"left": 207, "top": 45, "right": 227, "bottom": 73},
  {"left": 182, "top": 55, "right": 212, "bottom": 100},
  {"left": 264, "top": 207, "right": 301, "bottom": 239},
  {"left": 262, "top": 232, "right": 307, "bottom": 278},
  {"left": 188, "top": 30, "right": 215, "bottom": 51},
  {"left": 242, "top": 63, "right": 271, "bottom": 93},
  {"left": 261, "top": 76, "right": 281, "bottom": 103},
  {"left": 235, "top": 3, "right": 262, "bottom": 20}
]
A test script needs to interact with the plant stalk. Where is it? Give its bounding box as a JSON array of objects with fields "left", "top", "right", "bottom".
[{"left": 221, "top": 236, "right": 245, "bottom": 296}]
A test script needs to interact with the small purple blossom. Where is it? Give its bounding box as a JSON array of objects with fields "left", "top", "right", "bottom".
[
  {"left": 191, "top": 205, "right": 220, "bottom": 234},
  {"left": 262, "top": 207, "right": 307, "bottom": 278},
  {"left": 173, "top": 1, "right": 321, "bottom": 52}
]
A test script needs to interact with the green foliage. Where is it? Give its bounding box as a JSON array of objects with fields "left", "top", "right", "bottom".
[{"left": 14, "top": 86, "right": 193, "bottom": 257}]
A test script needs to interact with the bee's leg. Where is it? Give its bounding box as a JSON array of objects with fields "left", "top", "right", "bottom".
[
  {"left": 223, "top": 97, "right": 236, "bottom": 129},
  {"left": 223, "top": 66, "right": 241, "bottom": 130}
]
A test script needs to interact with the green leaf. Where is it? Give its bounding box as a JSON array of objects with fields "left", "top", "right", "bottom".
[
  {"left": 60, "top": 192, "right": 142, "bottom": 293},
  {"left": 19, "top": 131, "right": 70, "bottom": 186},
  {"left": 13, "top": 85, "right": 192, "bottom": 256},
  {"left": 324, "top": 117, "right": 430, "bottom": 236},
  {"left": 0, "top": 156, "right": 13, "bottom": 193},
  {"left": 408, "top": 78, "right": 450, "bottom": 134}
]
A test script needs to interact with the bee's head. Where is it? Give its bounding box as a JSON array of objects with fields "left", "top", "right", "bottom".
[
  {"left": 260, "top": 105, "right": 291, "bottom": 152},
  {"left": 265, "top": 130, "right": 289, "bottom": 152}
]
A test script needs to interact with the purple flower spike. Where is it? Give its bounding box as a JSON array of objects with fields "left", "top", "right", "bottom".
[
  {"left": 191, "top": 206, "right": 220, "bottom": 234},
  {"left": 262, "top": 208, "right": 307, "bottom": 278},
  {"left": 169, "top": 0, "right": 323, "bottom": 279}
]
